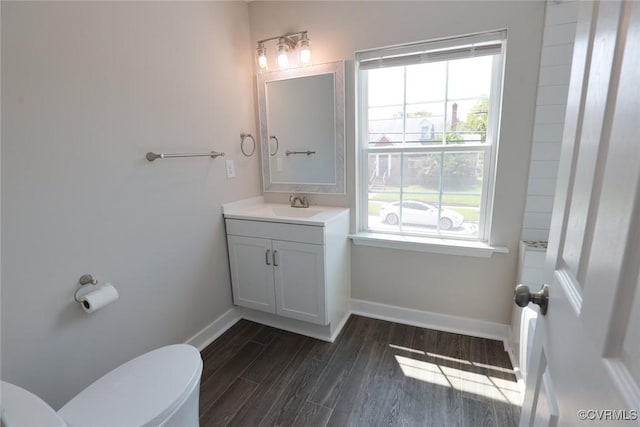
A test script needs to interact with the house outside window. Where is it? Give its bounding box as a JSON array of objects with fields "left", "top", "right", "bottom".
[
  {"left": 419, "top": 119, "right": 435, "bottom": 142},
  {"left": 356, "top": 31, "right": 506, "bottom": 242}
]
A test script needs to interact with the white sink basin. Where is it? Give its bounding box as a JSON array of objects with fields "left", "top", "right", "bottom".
[
  {"left": 267, "top": 206, "right": 322, "bottom": 218},
  {"left": 222, "top": 197, "right": 349, "bottom": 226}
]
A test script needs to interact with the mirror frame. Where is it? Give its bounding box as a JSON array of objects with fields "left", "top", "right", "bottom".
[{"left": 258, "top": 61, "right": 345, "bottom": 194}]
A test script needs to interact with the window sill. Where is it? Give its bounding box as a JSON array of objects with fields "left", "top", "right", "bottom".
[{"left": 349, "top": 232, "right": 509, "bottom": 258}]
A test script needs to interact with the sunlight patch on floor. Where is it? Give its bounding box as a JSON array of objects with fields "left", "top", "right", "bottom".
[
  {"left": 389, "top": 344, "right": 515, "bottom": 375},
  {"left": 394, "top": 354, "right": 521, "bottom": 405}
]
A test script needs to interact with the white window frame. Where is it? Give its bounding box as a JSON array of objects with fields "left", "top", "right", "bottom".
[{"left": 355, "top": 30, "right": 507, "bottom": 247}]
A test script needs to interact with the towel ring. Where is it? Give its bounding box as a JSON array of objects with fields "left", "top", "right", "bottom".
[
  {"left": 240, "top": 133, "right": 256, "bottom": 157},
  {"left": 269, "top": 136, "right": 279, "bottom": 156}
]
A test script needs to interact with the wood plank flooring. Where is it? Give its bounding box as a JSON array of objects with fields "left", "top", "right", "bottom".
[{"left": 199, "top": 315, "right": 520, "bottom": 427}]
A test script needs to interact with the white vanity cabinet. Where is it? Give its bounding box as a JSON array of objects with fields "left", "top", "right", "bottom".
[
  {"left": 271, "top": 240, "right": 325, "bottom": 324},
  {"left": 226, "top": 235, "right": 277, "bottom": 314},
  {"left": 224, "top": 206, "right": 350, "bottom": 330},
  {"left": 226, "top": 234, "right": 325, "bottom": 324}
]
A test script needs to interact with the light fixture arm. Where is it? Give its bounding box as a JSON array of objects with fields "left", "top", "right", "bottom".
[{"left": 257, "top": 31, "right": 308, "bottom": 48}]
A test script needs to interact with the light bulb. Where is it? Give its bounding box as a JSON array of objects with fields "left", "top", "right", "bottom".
[
  {"left": 256, "top": 44, "right": 267, "bottom": 69},
  {"left": 300, "top": 47, "right": 311, "bottom": 65},
  {"left": 277, "top": 38, "right": 289, "bottom": 68},
  {"left": 299, "top": 33, "right": 311, "bottom": 65},
  {"left": 277, "top": 52, "right": 289, "bottom": 68},
  {"left": 258, "top": 54, "right": 268, "bottom": 69}
]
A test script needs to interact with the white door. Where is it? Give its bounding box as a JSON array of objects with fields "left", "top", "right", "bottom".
[
  {"left": 272, "top": 240, "right": 327, "bottom": 325},
  {"left": 520, "top": 1, "right": 640, "bottom": 426},
  {"left": 227, "top": 235, "right": 276, "bottom": 313}
]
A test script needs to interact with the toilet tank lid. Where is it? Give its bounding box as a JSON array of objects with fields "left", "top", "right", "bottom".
[{"left": 57, "top": 344, "right": 203, "bottom": 427}]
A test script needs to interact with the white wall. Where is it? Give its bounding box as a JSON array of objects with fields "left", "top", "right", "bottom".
[
  {"left": 249, "top": 1, "right": 545, "bottom": 325},
  {"left": 1, "top": 2, "right": 258, "bottom": 408},
  {"left": 522, "top": 1, "right": 579, "bottom": 241}
]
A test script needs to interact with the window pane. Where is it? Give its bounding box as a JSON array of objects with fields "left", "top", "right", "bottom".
[
  {"left": 402, "top": 152, "right": 448, "bottom": 234},
  {"left": 439, "top": 151, "right": 485, "bottom": 237},
  {"left": 368, "top": 67, "right": 404, "bottom": 106},
  {"left": 447, "top": 56, "right": 493, "bottom": 100},
  {"left": 368, "top": 111, "right": 404, "bottom": 145},
  {"left": 447, "top": 99, "right": 489, "bottom": 144},
  {"left": 403, "top": 152, "right": 442, "bottom": 195},
  {"left": 401, "top": 153, "right": 449, "bottom": 235},
  {"left": 405, "top": 103, "right": 445, "bottom": 145},
  {"left": 406, "top": 62, "right": 446, "bottom": 103},
  {"left": 368, "top": 105, "right": 405, "bottom": 121},
  {"left": 368, "top": 153, "right": 402, "bottom": 232}
]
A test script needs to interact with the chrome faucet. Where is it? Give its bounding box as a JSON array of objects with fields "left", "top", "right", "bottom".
[{"left": 289, "top": 195, "right": 309, "bottom": 208}]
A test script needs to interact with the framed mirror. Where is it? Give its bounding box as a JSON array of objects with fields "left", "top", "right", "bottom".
[{"left": 258, "top": 61, "right": 345, "bottom": 194}]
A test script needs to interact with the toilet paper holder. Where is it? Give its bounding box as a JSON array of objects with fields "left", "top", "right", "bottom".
[{"left": 73, "top": 274, "right": 98, "bottom": 303}]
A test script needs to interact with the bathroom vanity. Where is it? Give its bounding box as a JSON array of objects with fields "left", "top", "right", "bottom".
[
  {"left": 223, "top": 61, "right": 349, "bottom": 341},
  {"left": 222, "top": 197, "right": 350, "bottom": 341}
]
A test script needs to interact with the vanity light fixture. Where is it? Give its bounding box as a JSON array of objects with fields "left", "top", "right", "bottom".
[{"left": 256, "top": 31, "right": 311, "bottom": 70}]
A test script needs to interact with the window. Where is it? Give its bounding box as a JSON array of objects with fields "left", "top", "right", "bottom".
[{"left": 357, "top": 31, "right": 506, "bottom": 242}]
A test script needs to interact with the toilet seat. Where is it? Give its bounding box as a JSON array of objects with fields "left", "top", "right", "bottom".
[
  {"left": 57, "top": 344, "right": 202, "bottom": 427},
  {"left": 1, "top": 381, "right": 67, "bottom": 427}
]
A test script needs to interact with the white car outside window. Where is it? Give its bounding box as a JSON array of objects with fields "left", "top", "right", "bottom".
[{"left": 379, "top": 201, "right": 464, "bottom": 230}]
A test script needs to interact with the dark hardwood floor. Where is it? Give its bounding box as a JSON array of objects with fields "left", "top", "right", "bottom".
[{"left": 198, "top": 315, "right": 521, "bottom": 427}]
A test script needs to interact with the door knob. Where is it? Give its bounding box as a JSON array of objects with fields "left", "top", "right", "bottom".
[{"left": 514, "top": 284, "right": 549, "bottom": 315}]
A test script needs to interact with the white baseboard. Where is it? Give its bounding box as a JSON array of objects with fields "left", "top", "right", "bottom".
[
  {"left": 238, "top": 308, "right": 349, "bottom": 342},
  {"left": 505, "top": 325, "right": 526, "bottom": 400},
  {"left": 329, "top": 311, "right": 351, "bottom": 342},
  {"left": 185, "top": 307, "right": 242, "bottom": 351},
  {"left": 185, "top": 305, "right": 349, "bottom": 350},
  {"left": 350, "top": 298, "right": 509, "bottom": 342},
  {"left": 187, "top": 301, "right": 511, "bottom": 355}
]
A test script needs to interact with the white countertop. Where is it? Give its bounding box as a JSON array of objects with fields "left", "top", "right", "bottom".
[{"left": 222, "top": 196, "right": 349, "bottom": 226}]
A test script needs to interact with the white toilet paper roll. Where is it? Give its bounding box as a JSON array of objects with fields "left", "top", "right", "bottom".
[{"left": 80, "top": 283, "right": 119, "bottom": 313}]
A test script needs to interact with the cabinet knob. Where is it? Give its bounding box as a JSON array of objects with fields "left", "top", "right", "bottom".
[{"left": 266, "top": 249, "right": 271, "bottom": 265}]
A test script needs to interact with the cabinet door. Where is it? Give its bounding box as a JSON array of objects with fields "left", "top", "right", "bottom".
[
  {"left": 227, "top": 235, "right": 276, "bottom": 313},
  {"left": 272, "top": 240, "right": 327, "bottom": 325}
]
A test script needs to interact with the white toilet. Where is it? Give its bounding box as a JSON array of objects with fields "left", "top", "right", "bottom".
[{"left": 1, "top": 344, "right": 203, "bottom": 427}]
